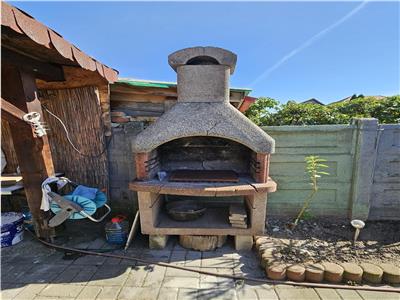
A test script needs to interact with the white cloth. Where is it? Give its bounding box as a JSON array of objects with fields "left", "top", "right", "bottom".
[
  {"left": 41, "top": 177, "right": 69, "bottom": 211},
  {"left": 1, "top": 148, "right": 7, "bottom": 173}
]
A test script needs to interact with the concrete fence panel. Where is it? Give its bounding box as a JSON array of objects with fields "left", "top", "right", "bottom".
[
  {"left": 263, "top": 125, "right": 356, "bottom": 218},
  {"left": 369, "top": 124, "right": 400, "bottom": 220}
]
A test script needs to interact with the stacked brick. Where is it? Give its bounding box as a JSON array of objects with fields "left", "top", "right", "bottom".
[
  {"left": 254, "top": 236, "right": 400, "bottom": 285},
  {"left": 229, "top": 204, "right": 248, "bottom": 229}
]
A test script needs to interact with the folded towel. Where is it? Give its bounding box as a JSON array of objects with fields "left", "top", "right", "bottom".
[
  {"left": 72, "top": 185, "right": 98, "bottom": 200},
  {"left": 41, "top": 177, "right": 69, "bottom": 211}
]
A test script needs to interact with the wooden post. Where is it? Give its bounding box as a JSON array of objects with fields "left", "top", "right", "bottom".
[{"left": 2, "top": 63, "right": 55, "bottom": 239}]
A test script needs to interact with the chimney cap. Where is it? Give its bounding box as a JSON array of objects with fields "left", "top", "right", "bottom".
[{"left": 168, "top": 46, "right": 237, "bottom": 74}]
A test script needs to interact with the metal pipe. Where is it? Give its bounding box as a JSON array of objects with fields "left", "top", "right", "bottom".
[{"left": 27, "top": 230, "right": 400, "bottom": 293}]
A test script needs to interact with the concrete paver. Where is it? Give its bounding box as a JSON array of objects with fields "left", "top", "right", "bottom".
[
  {"left": 357, "top": 290, "right": 400, "bottom": 300},
  {"left": 88, "top": 265, "right": 130, "bottom": 286},
  {"left": 96, "top": 286, "right": 123, "bottom": 300},
  {"left": 336, "top": 288, "right": 363, "bottom": 300},
  {"left": 76, "top": 286, "right": 102, "bottom": 299},
  {"left": 197, "top": 288, "right": 237, "bottom": 300},
  {"left": 275, "top": 286, "right": 321, "bottom": 300},
  {"left": 13, "top": 284, "right": 48, "bottom": 300},
  {"left": 118, "top": 286, "right": 160, "bottom": 300},
  {"left": 39, "top": 283, "right": 84, "bottom": 298},
  {"left": 254, "top": 286, "right": 279, "bottom": 300},
  {"left": 314, "top": 288, "right": 341, "bottom": 300},
  {"left": 158, "top": 287, "right": 179, "bottom": 300},
  {"left": 177, "top": 288, "right": 198, "bottom": 300},
  {"left": 124, "top": 265, "right": 149, "bottom": 287},
  {"left": 0, "top": 284, "right": 26, "bottom": 300},
  {"left": 163, "top": 277, "right": 200, "bottom": 289},
  {"left": 142, "top": 265, "right": 167, "bottom": 287},
  {"left": 2, "top": 236, "right": 400, "bottom": 300},
  {"left": 236, "top": 285, "right": 259, "bottom": 300},
  {"left": 165, "top": 265, "right": 200, "bottom": 278}
]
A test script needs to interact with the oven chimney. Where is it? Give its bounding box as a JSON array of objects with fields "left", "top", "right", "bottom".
[{"left": 168, "top": 47, "right": 237, "bottom": 103}]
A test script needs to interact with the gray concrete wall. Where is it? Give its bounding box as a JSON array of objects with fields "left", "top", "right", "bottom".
[
  {"left": 108, "top": 122, "right": 143, "bottom": 215},
  {"left": 107, "top": 119, "right": 400, "bottom": 221},
  {"left": 369, "top": 124, "right": 400, "bottom": 220}
]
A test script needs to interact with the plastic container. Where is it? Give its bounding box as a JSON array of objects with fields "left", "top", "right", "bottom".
[
  {"left": 105, "top": 215, "right": 128, "bottom": 245},
  {"left": 22, "top": 210, "right": 34, "bottom": 231},
  {"left": 1, "top": 212, "right": 24, "bottom": 247}
]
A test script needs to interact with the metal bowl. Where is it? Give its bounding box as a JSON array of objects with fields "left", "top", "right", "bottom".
[{"left": 166, "top": 201, "right": 206, "bottom": 221}]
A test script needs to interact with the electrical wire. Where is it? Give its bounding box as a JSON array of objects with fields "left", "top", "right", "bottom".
[
  {"left": 41, "top": 104, "right": 111, "bottom": 158},
  {"left": 27, "top": 230, "right": 400, "bottom": 293}
]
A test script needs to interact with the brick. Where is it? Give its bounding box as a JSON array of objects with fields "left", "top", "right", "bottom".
[
  {"left": 322, "top": 262, "right": 344, "bottom": 283},
  {"left": 305, "top": 263, "right": 325, "bottom": 283},
  {"left": 286, "top": 264, "right": 306, "bottom": 282},
  {"left": 260, "top": 248, "right": 275, "bottom": 268},
  {"left": 149, "top": 235, "right": 169, "bottom": 249},
  {"left": 234, "top": 236, "right": 253, "bottom": 251},
  {"left": 111, "top": 116, "right": 130, "bottom": 123},
  {"left": 360, "top": 263, "right": 383, "bottom": 284},
  {"left": 379, "top": 263, "right": 400, "bottom": 284},
  {"left": 266, "top": 263, "right": 286, "bottom": 280},
  {"left": 341, "top": 263, "right": 363, "bottom": 283}
]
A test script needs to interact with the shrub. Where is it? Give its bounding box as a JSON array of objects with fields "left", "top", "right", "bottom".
[{"left": 245, "top": 95, "right": 400, "bottom": 126}]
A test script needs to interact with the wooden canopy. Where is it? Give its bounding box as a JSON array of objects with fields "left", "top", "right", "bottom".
[{"left": 1, "top": 2, "right": 118, "bottom": 239}]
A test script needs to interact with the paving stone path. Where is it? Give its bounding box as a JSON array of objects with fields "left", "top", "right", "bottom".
[{"left": 1, "top": 235, "right": 399, "bottom": 300}]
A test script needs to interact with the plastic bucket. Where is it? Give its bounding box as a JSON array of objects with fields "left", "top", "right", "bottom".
[{"left": 1, "top": 212, "right": 24, "bottom": 248}]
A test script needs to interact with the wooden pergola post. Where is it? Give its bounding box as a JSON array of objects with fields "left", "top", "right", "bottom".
[{"left": 2, "top": 63, "right": 56, "bottom": 239}]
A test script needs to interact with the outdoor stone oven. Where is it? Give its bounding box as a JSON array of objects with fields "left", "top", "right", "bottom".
[{"left": 129, "top": 47, "right": 277, "bottom": 249}]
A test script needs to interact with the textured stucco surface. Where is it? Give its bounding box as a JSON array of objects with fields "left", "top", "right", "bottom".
[
  {"left": 131, "top": 102, "right": 275, "bottom": 154},
  {"left": 168, "top": 46, "right": 237, "bottom": 74}
]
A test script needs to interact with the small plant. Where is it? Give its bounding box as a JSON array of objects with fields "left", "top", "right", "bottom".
[{"left": 292, "top": 155, "right": 330, "bottom": 228}]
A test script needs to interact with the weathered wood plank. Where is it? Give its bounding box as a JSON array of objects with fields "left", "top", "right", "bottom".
[{"left": 2, "top": 63, "right": 55, "bottom": 239}]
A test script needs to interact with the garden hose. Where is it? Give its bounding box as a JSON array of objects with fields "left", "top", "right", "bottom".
[{"left": 26, "top": 230, "right": 400, "bottom": 293}]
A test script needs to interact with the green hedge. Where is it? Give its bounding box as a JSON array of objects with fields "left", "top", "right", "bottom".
[{"left": 245, "top": 95, "right": 400, "bottom": 126}]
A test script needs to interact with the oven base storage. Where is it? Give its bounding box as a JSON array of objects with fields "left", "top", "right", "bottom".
[{"left": 136, "top": 191, "right": 272, "bottom": 236}]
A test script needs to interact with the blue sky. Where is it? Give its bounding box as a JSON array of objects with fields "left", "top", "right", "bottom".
[{"left": 12, "top": 1, "right": 399, "bottom": 103}]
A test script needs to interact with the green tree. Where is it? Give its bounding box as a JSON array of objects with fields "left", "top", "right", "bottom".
[
  {"left": 244, "top": 97, "right": 279, "bottom": 126},
  {"left": 292, "top": 156, "right": 329, "bottom": 228}
]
